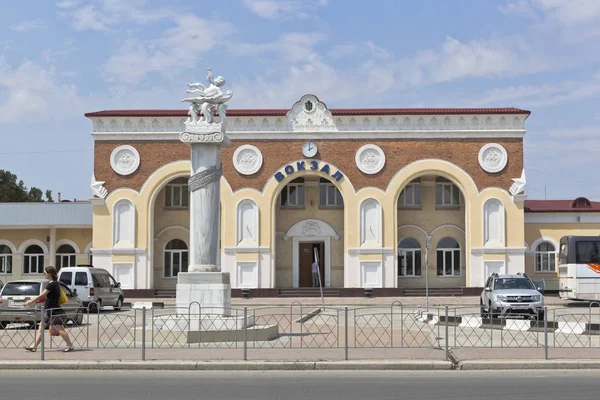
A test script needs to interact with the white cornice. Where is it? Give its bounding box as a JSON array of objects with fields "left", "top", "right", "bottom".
[
  {"left": 223, "top": 246, "right": 270, "bottom": 255},
  {"left": 92, "top": 130, "right": 526, "bottom": 141},
  {"left": 471, "top": 247, "right": 527, "bottom": 255},
  {"left": 89, "top": 114, "right": 527, "bottom": 139},
  {"left": 348, "top": 247, "right": 395, "bottom": 255},
  {"left": 525, "top": 213, "right": 600, "bottom": 224}
]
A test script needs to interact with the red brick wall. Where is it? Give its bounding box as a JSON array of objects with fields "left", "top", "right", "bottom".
[{"left": 95, "top": 138, "right": 523, "bottom": 193}]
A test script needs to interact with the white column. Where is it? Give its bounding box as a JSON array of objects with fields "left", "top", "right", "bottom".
[
  {"left": 189, "top": 143, "right": 222, "bottom": 272},
  {"left": 49, "top": 227, "right": 56, "bottom": 268}
]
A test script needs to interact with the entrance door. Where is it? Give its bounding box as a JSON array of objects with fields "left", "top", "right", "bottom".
[{"left": 299, "top": 242, "right": 325, "bottom": 287}]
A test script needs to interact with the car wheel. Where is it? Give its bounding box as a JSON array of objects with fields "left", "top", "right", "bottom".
[
  {"left": 114, "top": 297, "right": 123, "bottom": 311},
  {"left": 537, "top": 310, "right": 545, "bottom": 321},
  {"left": 480, "top": 301, "right": 489, "bottom": 319},
  {"left": 74, "top": 309, "right": 84, "bottom": 326},
  {"left": 89, "top": 299, "right": 102, "bottom": 313}
]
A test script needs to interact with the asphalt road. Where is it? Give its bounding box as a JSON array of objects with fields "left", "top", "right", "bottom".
[{"left": 1, "top": 370, "right": 599, "bottom": 400}]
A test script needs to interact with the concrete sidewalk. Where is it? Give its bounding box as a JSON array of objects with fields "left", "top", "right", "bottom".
[{"left": 2, "top": 346, "right": 600, "bottom": 370}]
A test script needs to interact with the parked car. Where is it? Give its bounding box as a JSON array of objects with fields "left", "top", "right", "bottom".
[
  {"left": 58, "top": 265, "right": 124, "bottom": 311},
  {"left": 0, "top": 279, "right": 84, "bottom": 329},
  {"left": 480, "top": 273, "right": 545, "bottom": 320}
]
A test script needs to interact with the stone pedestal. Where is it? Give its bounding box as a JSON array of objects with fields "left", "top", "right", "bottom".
[{"left": 176, "top": 272, "right": 232, "bottom": 316}]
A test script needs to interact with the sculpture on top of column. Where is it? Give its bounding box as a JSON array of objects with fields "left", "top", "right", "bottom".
[{"left": 181, "top": 68, "right": 233, "bottom": 125}]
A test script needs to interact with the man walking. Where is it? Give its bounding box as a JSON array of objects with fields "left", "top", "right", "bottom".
[{"left": 311, "top": 261, "right": 320, "bottom": 287}]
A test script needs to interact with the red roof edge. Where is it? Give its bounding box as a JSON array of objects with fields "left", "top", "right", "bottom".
[
  {"left": 84, "top": 107, "right": 531, "bottom": 118},
  {"left": 524, "top": 198, "right": 600, "bottom": 213}
]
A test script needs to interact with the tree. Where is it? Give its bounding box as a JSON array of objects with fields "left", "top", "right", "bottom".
[
  {"left": 0, "top": 170, "right": 53, "bottom": 203},
  {"left": 45, "top": 190, "right": 54, "bottom": 203}
]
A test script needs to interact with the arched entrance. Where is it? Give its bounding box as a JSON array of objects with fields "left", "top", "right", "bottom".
[
  {"left": 389, "top": 160, "right": 478, "bottom": 289},
  {"left": 267, "top": 162, "right": 351, "bottom": 289}
]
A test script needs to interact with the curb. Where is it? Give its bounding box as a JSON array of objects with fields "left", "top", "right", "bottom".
[
  {"left": 457, "top": 360, "right": 600, "bottom": 370},
  {"left": 0, "top": 360, "right": 453, "bottom": 371}
]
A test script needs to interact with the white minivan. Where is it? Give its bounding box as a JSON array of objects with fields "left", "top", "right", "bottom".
[{"left": 58, "top": 265, "right": 124, "bottom": 311}]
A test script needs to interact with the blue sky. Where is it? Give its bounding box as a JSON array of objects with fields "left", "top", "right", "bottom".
[{"left": 1, "top": 0, "right": 600, "bottom": 201}]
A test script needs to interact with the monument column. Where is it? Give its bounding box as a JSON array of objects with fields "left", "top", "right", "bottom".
[{"left": 175, "top": 68, "right": 233, "bottom": 314}]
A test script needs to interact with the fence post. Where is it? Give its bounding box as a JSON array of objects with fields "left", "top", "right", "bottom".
[
  {"left": 141, "top": 307, "right": 146, "bottom": 361},
  {"left": 40, "top": 306, "right": 45, "bottom": 361},
  {"left": 96, "top": 304, "right": 100, "bottom": 348},
  {"left": 243, "top": 307, "right": 248, "bottom": 361},
  {"left": 344, "top": 307, "right": 349, "bottom": 361},
  {"left": 445, "top": 305, "right": 449, "bottom": 361},
  {"left": 390, "top": 304, "right": 393, "bottom": 348},
  {"left": 544, "top": 306, "right": 548, "bottom": 360}
]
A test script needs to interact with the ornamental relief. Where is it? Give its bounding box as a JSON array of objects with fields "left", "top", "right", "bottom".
[
  {"left": 478, "top": 143, "right": 508, "bottom": 173},
  {"left": 90, "top": 115, "right": 524, "bottom": 133}
]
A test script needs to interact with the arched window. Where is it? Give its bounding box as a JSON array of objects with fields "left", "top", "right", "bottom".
[
  {"left": 437, "top": 237, "right": 460, "bottom": 276},
  {"left": 535, "top": 242, "right": 556, "bottom": 272},
  {"left": 165, "top": 177, "right": 189, "bottom": 208},
  {"left": 56, "top": 244, "right": 76, "bottom": 271},
  {"left": 114, "top": 200, "right": 135, "bottom": 246},
  {"left": 24, "top": 245, "right": 44, "bottom": 274},
  {"left": 398, "top": 238, "right": 421, "bottom": 277},
  {"left": 0, "top": 245, "right": 12, "bottom": 274},
  {"left": 360, "top": 199, "right": 382, "bottom": 247},
  {"left": 484, "top": 198, "right": 505, "bottom": 247},
  {"left": 164, "top": 239, "right": 189, "bottom": 278}
]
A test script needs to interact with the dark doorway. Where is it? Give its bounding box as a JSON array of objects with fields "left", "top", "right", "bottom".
[{"left": 299, "top": 242, "right": 325, "bottom": 287}]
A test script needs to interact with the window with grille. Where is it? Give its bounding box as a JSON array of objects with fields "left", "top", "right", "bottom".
[
  {"left": 435, "top": 178, "right": 460, "bottom": 207},
  {"left": 398, "top": 238, "right": 422, "bottom": 276},
  {"left": 436, "top": 237, "right": 461, "bottom": 276},
  {"left": 24, "top": 245, "right": 44, "bottom": 274},
  {"left": 165, "top": 177, "right": 189, "bottom": 208},
  {"left": 398, "top": 180, "right": 422, "bottom": 207},
  {"left": 56, "top": 244, "right": 76, "bottom": 271},
  {"left": 279, "top": 178, "right": 305, "bottom": 207},
  {"left": 164, "top": 239, "right": 189, "bottom": 278},
  {"left": 535, "top": 242, "right": 556, "bottom": 272},
  {"left": 0, "top": 245, "right": 12, "bottom": 274},
  {"left": 319, "top": 178, "right": 343, "bottom": 207}
]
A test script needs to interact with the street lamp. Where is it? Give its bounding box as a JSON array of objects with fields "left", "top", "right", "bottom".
[{"left": 424, "top": 233, "right": 433, "bottom": 310}]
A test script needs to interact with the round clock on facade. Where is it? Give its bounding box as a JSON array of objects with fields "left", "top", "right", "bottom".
[{"left": 302, "top": 141, "right": 318, "bottom": 157}]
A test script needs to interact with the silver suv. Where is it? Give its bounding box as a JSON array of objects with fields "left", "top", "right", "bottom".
[{"left": 480, "top": 273, "right": 545, "bottom": 320}]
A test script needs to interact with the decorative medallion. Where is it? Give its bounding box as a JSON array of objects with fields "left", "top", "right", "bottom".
[
  {"left": 478, "top": 143, "right": 508, "bottom": 173},
  {"left": 110, "top": 145, "right": 140, "bottom": 176},
  {"left": 233, "top": 144, "right": 263, "bottom": 175},
  {"left": 355, "top": 144, "right": 386, "bottom": 175}
]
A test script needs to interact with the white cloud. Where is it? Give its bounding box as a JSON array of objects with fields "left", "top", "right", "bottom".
[
  {"left": 231, "top": 32, "right": 326, "bottom": 63},
  {"left": 242, "top": 0, "right": 327, "bottom": 19},
  {"left": 330, "top": 41, "right": 393, "bottom": 60},
  {"left": 397, "top": 35, "right": 546, "bottom": 86},
  {"left": 9, "top": 20, "right": 48, "bottom": 32},
  {"left": 69, "top": 4, "right": 110, "bottom": 31},
  {"left": 103, "top": 15, "right": 234, "bottom": 84},
  {"left": 61, "top": 0, "right": 168, "bottom": 31},
  {"left": 0, "top": 58, "right": 84, "bottom": 124},
  {"left": 56, "top": 0, "right": 81, "bottom": 8}
]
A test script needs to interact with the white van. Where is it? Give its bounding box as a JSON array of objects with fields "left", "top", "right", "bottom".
[{"left": 58, "top": 265, "right": 124, "bottom": 311}]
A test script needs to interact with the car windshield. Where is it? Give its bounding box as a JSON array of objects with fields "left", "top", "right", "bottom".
[
  {"left": 494, "top": 278, "right": 534, "bottom": 290},
  {"left": 1, "top": 282, "right": 41, "bottom": 296}
]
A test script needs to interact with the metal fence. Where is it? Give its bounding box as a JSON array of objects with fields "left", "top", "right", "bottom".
[{"left": 1, "top": 301, "right": 599, "bottom": 361}]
